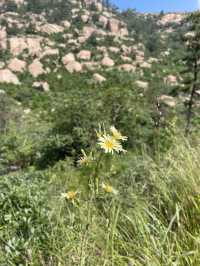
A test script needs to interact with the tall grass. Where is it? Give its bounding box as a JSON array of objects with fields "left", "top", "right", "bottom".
[
  {"left": 1, "top": 135, "right": 200, "bottom": 265},
  {"left": 44, "top": 136, "right": 200, "bottom": 265}
]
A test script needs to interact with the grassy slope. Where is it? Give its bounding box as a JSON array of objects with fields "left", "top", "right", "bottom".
[{"left": 0, "top": 134, "right": 200, "bottom": 265}]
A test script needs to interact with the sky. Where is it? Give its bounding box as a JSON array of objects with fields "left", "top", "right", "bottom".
[{"left": 112, "top": 0, "right": 199, "bottom": 13}]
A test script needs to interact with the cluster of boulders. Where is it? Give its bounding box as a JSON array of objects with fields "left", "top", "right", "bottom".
[
  {"left": 158, "top": 13, "right": 185, "bottom": 26},
  {"left": 0, "top": 0, "right": 183, "bottom": 98}
]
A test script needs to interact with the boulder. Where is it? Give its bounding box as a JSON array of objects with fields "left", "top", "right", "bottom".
[
  {"left": 81, "top": 14, "right": 90, "bottom": 23},
  {"left": 28, "top": 60, "right": 45, "bottom": 78},
  {"left": 97, "top": 46, "right": 107, "bottom": 53},
  {"left": 136, "top": 54, "right": 144, "bottom": 63},
  {"left": 0, "top": 27, "right": 7, "bottom": 50},
  {"left": 93, "top": 73, "right": 106, "bottom": 83},
  {"left": 82, "top": 26, "right": 96, "bottom": 39},
  {"left": 62, "top": 53, "right": 75, "bottom": 65},
  {"left": 196, "top": 90, "right": 200, "bottom": 96},
  {"left": 140, "top": 62, "right": 151, "bottom": 69},
  {"left": 101, "top": 57, "right": 115, "bottom": 67},
  {"left": 38, "top": 23, "right": 64, "bottom": 34},
  {"left": 121, "top": 44, "right": 132, "bottom": 56},
  {"left": 8, "top": 58, "right": 26, "bottom": 73},
  {"left": 77, "top": 50, "right": 91, "bottom": 61},
  {"left": 33, "top": 81, "right": 50, "bottom": 92},
  {"left": 109, "top": 47, "right": 120, "bottom": 53},
  {"left": 41, "top": 47, "right": 59, "bottom": 58},
  {"left": 0, "top": 89, "right": 6, "bottom": 94},
  {"left": 119, "top": 28, "right": 129, "bottom": 37},
  {"left": 135, "top": 80, "right": 149, "bottom": 90},
  {"left": 185, "top": 31, "right": 195, "bottom": 38},
  {"left": 119, "top": 64, "right": 135, "bottom": 72},
  {"left": 61, "top": 20, "right": 71, "bottom": 29},
  {"left": 95, "top": 2, "right": 103, "bottom": 11},
  {"left": 26, "top": 37, "right": 42, "bottom": 56},
  {"left": 10, "top": 37, "right": 27, "bottom": 56},
  {"left": 108, "top": 18, "right": 120, "bottom": 34},
  {"left": 78, "top": 36, "right": 88, "bottom": 44},
  {"left": 65, "top": 61, "right": 82, "bottom": 73},
  {"left": 159, "top": 95, "right": 176, "bottom": 107},
  {"left": 121, "top": 56, "right": 132, "bottom": 62},
  {"left": 0, "top": 69, "right": 20, "bottom": 85},
  {"left": 148, "top": 57, "right": 159, "bottom": 63},
  {"left": 0, "top": 61, "right": 5, "bottom": 69},
  {"left": 164, "top": 75, "right": 178, "bottom": 86},
  {"left": 82, "top": 62, "right": 98, "bottom": 71},
  {"left": 99, "top": 15, "right": 108, "bottom": 28}
]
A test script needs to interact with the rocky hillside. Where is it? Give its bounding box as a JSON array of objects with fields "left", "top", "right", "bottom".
[{"left": 0, "top": 0, "right": 187, "bottom": 92}]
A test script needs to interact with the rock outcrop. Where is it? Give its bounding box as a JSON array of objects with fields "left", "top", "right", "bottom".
[
  {"left": 33, "top": 81, "right": 50, "bottom": 92},
  {"left": 8, "top": 58, "right": 26, "bottom": 73},
  {"left": 28, "top": 60, "right": 45, "bottom": 78},
  {"left": 0, "top": 27, "right": 7, "bottom": 50},
  {"left": 77, "top": 50, "right": 91, "bottom": 61},
  {"left": 159, "top": 95, "right": 176, "bottom": 107},
  {"left": 93, "top": 73, "right": 106, "bottom": 83},
  {"left": 0, "top": 69, "right": 20, "bottom": 85},
  {"left": 62, "top": 53, "right": 75, "bottom": 65},
  {"left": 101, "top": 57, "right": 115, "bottom": 67},
  {"left": 65, "top": 61, "right": 82, "bottom": 73}
]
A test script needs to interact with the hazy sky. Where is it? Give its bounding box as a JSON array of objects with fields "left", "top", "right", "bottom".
[{"left": 112, "top": 0, "right": 199, "bottom": 12}]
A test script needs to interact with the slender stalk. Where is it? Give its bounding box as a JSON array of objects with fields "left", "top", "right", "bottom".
[
  {"left": 93, "top": 152, "right": 103, "bottom": 196},
  {"left": 185, "top": 58, "right": 198, "bottom": 135}
]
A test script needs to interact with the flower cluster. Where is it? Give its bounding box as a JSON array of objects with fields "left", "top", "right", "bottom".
[
  {"left": 61, "top": 126, "right": 127, "bottom": 201},
  {"left": 98, "top": 126, "right": 127, "bottom": 154}
]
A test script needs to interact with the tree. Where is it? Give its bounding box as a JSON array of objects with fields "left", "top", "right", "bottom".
[{"left": 182, "top": 12, "right": 200, "bottom": 135}]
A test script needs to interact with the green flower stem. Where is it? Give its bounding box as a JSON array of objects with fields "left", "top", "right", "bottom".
[{"left": 93, "top": 152, "right": 103, "bottom": 196}]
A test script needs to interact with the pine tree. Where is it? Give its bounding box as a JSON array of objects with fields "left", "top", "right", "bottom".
[{"left": 182, "top": 12, "right": 200, "bottom": 135}]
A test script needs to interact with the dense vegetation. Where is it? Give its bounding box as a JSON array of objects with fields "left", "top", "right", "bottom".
[{"left": 0, "top": 1, "right": 200, "bottom": 265}]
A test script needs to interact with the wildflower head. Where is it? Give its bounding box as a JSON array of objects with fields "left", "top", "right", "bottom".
[
  {"left": 77, "top": 149, "right": 93, "bottom": 166},
  {"left": 98, "top": 134, "right": 123, "bottom": 154},
  {"left": 110, "top": 126, "right": 128, "bottom": 141},
  {"left": 102, "top": 182, "right": 118, "bottom": 195},
  {"left": 61, "top": 191, "right": 78, "bottom": 202}
]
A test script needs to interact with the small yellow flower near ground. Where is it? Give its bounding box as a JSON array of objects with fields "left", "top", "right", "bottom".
[
  {"left": 110, "top": 126, "right": 128, "bottom": 141},
  {"left": 61, "top": 191, "right": 78, "bottom": 201},
  {"left": 102, "top": 182, "right": 118, "bottom": 195},
  {"left": 98, "top": 134, "right": 123, "bottom": 154},
  {"left": 77, "top": 149, "right": 93, "bottom": 166}
]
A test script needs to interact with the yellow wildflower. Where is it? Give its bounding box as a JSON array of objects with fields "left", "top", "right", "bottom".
[
  {"left": 98, "top": 134, "right": 123, "bottom": 154},
  {"left": 110, "top": 126, "right": 127, "bottom": 141},
  {"left": 77, "top": 149, "right": 93, "bottom": 166},
  {"left": 61, "top": 191, "right": 78, "bottom": 201},
  {"left": 102, "top": 182, "right": 118, "bottom": 195}
]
